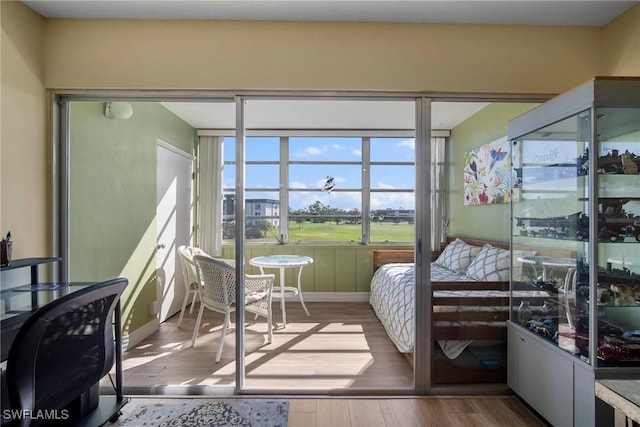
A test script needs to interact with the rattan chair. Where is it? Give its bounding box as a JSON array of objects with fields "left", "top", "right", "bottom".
[
  {"left": 191, "top": 255, "right": 274, "bottom": 363},
  {"left": 176, "top": 245, "right": 204, "bottom": 328}
]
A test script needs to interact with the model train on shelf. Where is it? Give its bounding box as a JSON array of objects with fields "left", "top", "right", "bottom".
[{"left": 516, "top": 199, "right": 640, "bottom": 243}]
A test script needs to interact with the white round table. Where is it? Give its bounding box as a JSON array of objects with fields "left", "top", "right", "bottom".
[{"left": 249, "top": 255, "right": 313, "bottom": 327}]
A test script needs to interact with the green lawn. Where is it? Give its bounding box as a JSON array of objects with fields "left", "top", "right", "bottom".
[{"left": 268, "top": 221, "right": 414, "bottom": 243}]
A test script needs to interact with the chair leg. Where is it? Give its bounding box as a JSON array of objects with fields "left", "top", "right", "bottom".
[
  {"left": 177, "top": 291, "right": 191, "bottom": 328},
  {"left": 267, "top": 306, "right": 273, "bottom": 344},
  {"left": 191, "top": 304, "right": 205, "bottom": 348},
  {"left": 216, "top": 312, "right": 230, "bottom": 363},
  {"left": 188, "top": 291, "right": 198, "bottom": 314}
]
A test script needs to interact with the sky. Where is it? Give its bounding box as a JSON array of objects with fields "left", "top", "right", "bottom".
[{"left": 223, "top": 136, "right": 416, "bottom": 212}]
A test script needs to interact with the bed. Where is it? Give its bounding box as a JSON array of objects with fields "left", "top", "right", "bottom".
[{"left": 369, "top": 237, "right": 532, "bottom": 384}]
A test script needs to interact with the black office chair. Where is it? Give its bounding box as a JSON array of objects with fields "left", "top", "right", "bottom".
[{"left": 2, "top": 278, "right": 128, "bottom": 427}]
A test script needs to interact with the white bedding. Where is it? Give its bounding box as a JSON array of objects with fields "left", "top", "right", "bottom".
[{"left": 369, "top": 262, "right": 509, "bottom": 359}]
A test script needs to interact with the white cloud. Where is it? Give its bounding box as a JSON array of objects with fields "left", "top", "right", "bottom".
[
  {"left": 375, "top": 182, "right": 396, "bottom": 190},
  {"left": 304, "top": 146, "right": 324, "bottom": 156},
  {"left": 352, "top": 149, "right": 362, "bottom": 156},
  {"left": 370, "top": 192, "right": 415, "bottom": 210},
  {"left": 397, "top": 139, "right": 415, "bottom": 150},
  {"left": 331, "top": 144, "right": 345, "bottom": 151},
  {"left": 289, "top": 180, "right": 307, "bottom": 188}
]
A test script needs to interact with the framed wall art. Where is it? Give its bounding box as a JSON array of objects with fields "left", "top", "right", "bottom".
[{"left": 463, "top": 136, "right": 511, "bottom": 205}]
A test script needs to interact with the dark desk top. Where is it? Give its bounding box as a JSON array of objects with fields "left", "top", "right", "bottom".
[
  {"left": 0, "top": 257, "right": 60, "bottom": 271},
  {"left": 1, "top": 282, "right": 97, "bottom": 329}
]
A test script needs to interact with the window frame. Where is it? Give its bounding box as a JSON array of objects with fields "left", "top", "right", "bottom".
[{"left": 222, "top": 133, "right": 441, "bottom": 245}]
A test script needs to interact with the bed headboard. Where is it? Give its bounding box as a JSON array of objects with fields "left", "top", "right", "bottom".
[
  {"left": 372, "top": 249, "right": 414, "bottom": 273},
  {"left": 372, "top": 236, "right": 575, "bottom": 274},
  {"left": 372, "top": 236, "right": 509, "bottom": 274}
]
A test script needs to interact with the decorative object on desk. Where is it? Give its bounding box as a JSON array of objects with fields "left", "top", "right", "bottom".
[
  {"left": 463, "top": 136, "right": 511, "bottom": 205},
  {"left": 1, "top": 231, "right": 12, "bottom": 266},
  {"left": 120, "top": 399, "right": 289, "bottom": 427}
]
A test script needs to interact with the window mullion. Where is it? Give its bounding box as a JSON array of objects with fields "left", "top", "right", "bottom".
[
  {"left": 362, "top": 137, "right": 371, "bottom": 244},
  {"left": 280, "top": 136, "right": 289, "bottom": 243}
]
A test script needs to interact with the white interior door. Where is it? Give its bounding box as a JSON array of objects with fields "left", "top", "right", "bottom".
[{"left": 156, "top": 140, "right": 193, "bottom": 322}]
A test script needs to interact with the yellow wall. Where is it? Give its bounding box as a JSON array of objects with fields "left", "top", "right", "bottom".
[
  {"left": 43, "top": 19, "right": 602, "bottom": 94},
  {"left": 2, "top": 1, "right": 640, "bottom": 276},
  {"left": 603, "top": 4, "right": 640, "bottom": 75},
  {"left": 0, "top": 2, "right": 47, "bottom": 260}
]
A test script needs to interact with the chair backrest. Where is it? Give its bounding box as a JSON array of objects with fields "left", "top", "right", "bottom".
[
  {"left": 5, "top": 278, "right": 128, "bottom": 424},
  {"left": 177, "top": 245, "right": 201, "bottom": 291},
  {"left": 193, "top": 255, "right": 237, "bottom": 308}
]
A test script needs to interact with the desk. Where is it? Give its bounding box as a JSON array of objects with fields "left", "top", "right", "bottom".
[
  {"left": 250, "top": 255, "right": 313, "bottom": 328},
  {"left": 1, "top": 282, "right": 98, "bottom": 361},
  {"left": 595, "top": 380, "right": 640, "bottom": 426},
  {"left": 518, "top": 255, "right": 578, "bottom": 328},
  {"left": 0, "top": 257, "right": 60, "bottom": 286}
]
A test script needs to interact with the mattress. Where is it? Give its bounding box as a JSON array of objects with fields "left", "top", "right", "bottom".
[{"left": 369, "top": 262, "right": 509, "bottom": 359}]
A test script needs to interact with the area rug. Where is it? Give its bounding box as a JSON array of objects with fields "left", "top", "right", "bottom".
[{"left": 120, "top": 399, "right": 289, "bottom": 427}]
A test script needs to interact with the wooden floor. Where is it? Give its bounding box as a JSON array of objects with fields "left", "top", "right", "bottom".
[
  {"left": 108, "top": 301, "right": 548, "bottom": 425},
  {"left": 111, "top": 396, "right": 547, "bottom": 426},
  {"left": 115, "top": 301, "right": 414, "bottom": 390}
]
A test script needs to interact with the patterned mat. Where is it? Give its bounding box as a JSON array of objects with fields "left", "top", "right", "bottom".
[{"left": 120, "top": 399, "right": 289, "bottom": 427}]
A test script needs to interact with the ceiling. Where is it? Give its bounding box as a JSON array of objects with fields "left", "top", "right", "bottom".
[
  {"left": 20, "top": 1, "right": 639, "bottom": 26},
  {"left": 26, "top": 1, "right": 634, "bottom": 130},
  {"left": 160, "top": 100, "right": 491, "bottom": 131}
]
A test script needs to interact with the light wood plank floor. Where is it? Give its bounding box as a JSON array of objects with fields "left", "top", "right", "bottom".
[
  {"left": 111, "top": 396, "right": 547, "bottom": 426},
  {"left": 114, "top": 302, "right": 414, "bottom": 390}
]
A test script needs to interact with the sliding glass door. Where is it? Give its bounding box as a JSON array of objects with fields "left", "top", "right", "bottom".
[
  {"left": 236, "top": 98, "right": 420, "bottom": 393},
  {"left": 57, "top": 93, "right": 539, "bottom": 396}
]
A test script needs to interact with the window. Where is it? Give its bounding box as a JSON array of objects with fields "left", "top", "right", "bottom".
[
  {"left": 369, "top": 137, "right": 415, "bottom": 243},
  {"left": 222, "top": 134, "right": 443, "bottom": 244}
]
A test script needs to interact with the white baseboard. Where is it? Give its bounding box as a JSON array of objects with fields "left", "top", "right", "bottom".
[
  {"left": 298, "top": 292, "right": 370, "bottom": 302},
  {"left": 122, "top": 317, "right": 159, "bottom": 351}
]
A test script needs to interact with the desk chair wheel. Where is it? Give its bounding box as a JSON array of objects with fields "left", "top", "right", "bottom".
[{"left": 108, "top": 411, "right": 122, "bottom": 423}]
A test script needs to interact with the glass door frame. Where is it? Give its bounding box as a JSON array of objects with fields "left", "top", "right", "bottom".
[
  {"left": 233, "top": 95, "right": 430, "bottom": 395},
  {"left": 53, "top": 90, "right": 545, "bottom": 396}
]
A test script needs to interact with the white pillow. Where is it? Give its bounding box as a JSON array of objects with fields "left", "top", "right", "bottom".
[
  {"left": 465, "top": 244, "right": 511, "bottom": 281},
  {"left": 434, "top": 238, "right": 482, "bottom": 274}
]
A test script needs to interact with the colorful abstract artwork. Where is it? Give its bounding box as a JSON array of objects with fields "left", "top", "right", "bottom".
[{"left": 463, "top": 136, "right": 511, "bottom": 205}]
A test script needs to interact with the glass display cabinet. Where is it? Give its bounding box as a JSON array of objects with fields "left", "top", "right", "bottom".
[{"left": 507, "top": 77, "right": 640, "bottom": 427}]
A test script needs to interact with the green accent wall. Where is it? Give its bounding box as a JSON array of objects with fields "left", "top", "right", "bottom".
[
  {"left": 69, "top": 101, "right": 197, "bottom": 334},
  {"left": 221, "top": 244, "right": 408, "bottom": 293},
  {"left": 446, "top": 103, "right": 539, "bottom": 243}
]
